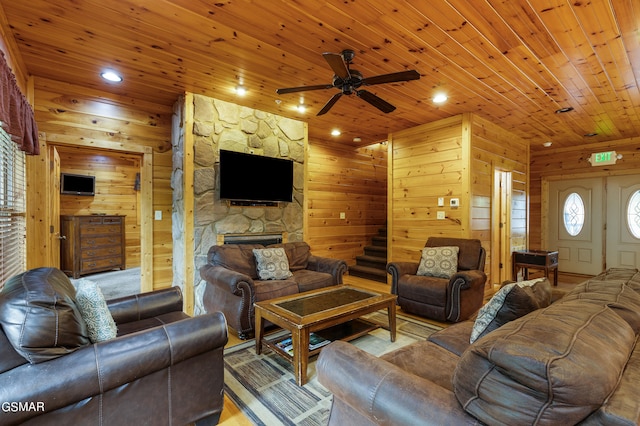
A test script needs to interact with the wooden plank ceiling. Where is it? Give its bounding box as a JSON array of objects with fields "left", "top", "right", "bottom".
[{"left": 1, "top": 0, "right": 638, "bottom": 150}]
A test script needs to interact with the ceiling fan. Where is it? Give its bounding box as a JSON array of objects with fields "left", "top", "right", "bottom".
[{"left": 276, "top": 49, "right": 420, "bottom": 116}]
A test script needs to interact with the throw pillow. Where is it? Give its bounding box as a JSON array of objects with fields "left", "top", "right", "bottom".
[
  {"left": 416, "top": 246, "right": 459, "bottom": 278},
  {"left": 253, "top": 247, "right": 293, "bottom": 280},
  {"left": 470, "top": 277, "right": 551, "bottom": 343},
  {"left": 74, "top": 279, "right": 118, "bottom": 343}
]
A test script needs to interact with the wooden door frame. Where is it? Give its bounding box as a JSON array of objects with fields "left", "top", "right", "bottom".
[
  {"left": 491, "top": 168, "right": 513, "bottom": 285},
  {"left": 34, "top": 133, "right": 153, "bottom": 293},
  {"left": 49, "top": 146, "right": 61, "bottom": 266}
]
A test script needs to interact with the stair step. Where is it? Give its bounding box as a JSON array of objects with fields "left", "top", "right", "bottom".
[
  {"left": 371, "top": 235, "right": 387, "bottom": 247},
  {"left": 348, "top": 265, "right": 387, "bottom": 283},
  {"left": 355, "top": 254, "right": 387, "bottom": 269},
  {"left": 364, "top": 245, "right": 387, "bottom": 258}
]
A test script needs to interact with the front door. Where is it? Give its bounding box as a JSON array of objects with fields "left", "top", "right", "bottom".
[
  {"left": 606, "top": 175, "right": 640, "bottom": 268},
  {"left": 547, "top": 178, "right": 604, "bottom": 275}
]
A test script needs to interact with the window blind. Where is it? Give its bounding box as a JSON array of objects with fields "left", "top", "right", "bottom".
[{"left": 0, "top": 123, "right": 26, "bottom": 287}]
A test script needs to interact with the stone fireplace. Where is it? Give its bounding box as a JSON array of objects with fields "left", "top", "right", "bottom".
[{"left": 172, "top": 93, "right": 306, "bottom": 314}]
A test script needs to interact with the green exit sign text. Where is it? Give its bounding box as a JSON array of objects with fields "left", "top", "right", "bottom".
[{"left": 590, "top": 150, "right": 618, "bottom": 166}]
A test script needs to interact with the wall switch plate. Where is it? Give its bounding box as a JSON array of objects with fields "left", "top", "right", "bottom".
[
  {"left": 339, "top": 212, "right": 346, "bottom": 219},
  {"left": 154, "top": 210, "right": 162, "bottom": 220},
  {"left": 437, "top": 211, "right": 445, "bottom": 220},
  {"left": 450, "top": 198, "right": 460, "bottom": 207},
  {"left": 437, "top": 197, "right": 444, "bottom": 207}
]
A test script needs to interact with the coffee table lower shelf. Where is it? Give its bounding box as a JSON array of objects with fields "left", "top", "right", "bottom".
[{"left": 263, "top": 318, "right": 380, "bottom": 360}]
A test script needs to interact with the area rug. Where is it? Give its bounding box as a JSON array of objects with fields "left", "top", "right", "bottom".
[{"left": 224, "top": 311, "right": 443, "bottom": 425}]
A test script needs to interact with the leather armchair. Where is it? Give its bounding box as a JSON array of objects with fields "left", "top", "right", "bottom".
[
  {"left": 0, "top": 267, "right": 228, "bottom": 425},
  {"left": 387, "top": 237, "right": 487, "bottom": 322}
]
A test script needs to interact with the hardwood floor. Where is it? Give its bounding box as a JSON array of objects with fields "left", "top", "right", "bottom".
[{"left": 218, "top": 271, "right": 587, "bottom": 425}]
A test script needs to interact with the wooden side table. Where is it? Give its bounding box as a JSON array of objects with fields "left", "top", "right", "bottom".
[{"left": 512, "top": 250, "right": 559, "bottom": 286}]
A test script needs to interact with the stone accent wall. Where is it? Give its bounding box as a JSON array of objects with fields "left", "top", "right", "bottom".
[
  {"left": 171, "top": 95, "right": 186, "bottom": 298},
  {"left": 173, "top": 93, "right": 306, "bottom": 315}
]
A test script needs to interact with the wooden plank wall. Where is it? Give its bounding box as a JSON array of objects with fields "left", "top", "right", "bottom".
[
  {"left": 469, "top": 114, "right": 529, "bottom": 284},
  {"left": 305, "top": 139, "right": 387, "bottom": 264},
  {"left": 57, "top": 145, "right": 142, "bottom": 268},
  {"left": 32, "top": 77, "right": 174, "bottom": 289},
  {"left": 388, "top": 114, "right": 529, "bottom": 285},
  {"left": 388, "top": 115, "right": 466, "bottom": 263},
  {"left": 529, "top": 136, "right": 640, "bottom": 250}
]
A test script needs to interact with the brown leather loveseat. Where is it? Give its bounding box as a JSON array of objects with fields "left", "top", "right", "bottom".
[
  {"left": 0, "top": 267, "right": 228, "bottom": 426},
  {"left": 200, "top": 241, "right": 347, "bottom": 339},
  {"left": 318, "top": 268, "right": 640, "bottom": 425}
]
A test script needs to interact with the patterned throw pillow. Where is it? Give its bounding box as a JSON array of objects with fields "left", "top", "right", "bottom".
[
  {"left": 416, "top": 246, "right": 459, "bottom": 278},
  {"left": 253, "top": 247, "right": 293, "bottom": 280},
  {"left": 74, "top": 279, "right": 118, "bottom": 343},
  {"left": 470, "top": 277, "right": 550, "bottom": 343}
]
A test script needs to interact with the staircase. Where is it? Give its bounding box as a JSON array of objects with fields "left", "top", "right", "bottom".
[{"left": 348, "top": 227, "right": 388, "bottom": 283}]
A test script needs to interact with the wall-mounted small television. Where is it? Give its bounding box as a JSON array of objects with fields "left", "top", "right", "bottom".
[
  {"left": 60, "top": 173, "right": 95, "bottom": 196},
  {"left": 219, "top": 150, "right": 293, "bottom": 204}
]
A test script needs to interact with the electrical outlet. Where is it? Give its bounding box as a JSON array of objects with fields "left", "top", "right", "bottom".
[
  {"left": 450, "top": 198, "right": 460, "bottom": 207},
  {"left": 339, "top": 212, "right": 346, "bottom": 219},
  {"left": 154, "top": 210, "right": 162, "bottom": 220},
  {"left": 437, "top": 211, "right": 445, "bottom": 220},
  {"left": 437, "top": 197, "right": 444, "bottom": 207}
]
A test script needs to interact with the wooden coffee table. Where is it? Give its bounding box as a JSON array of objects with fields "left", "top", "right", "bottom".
[{"left": 254, "top": 285, "right": 396, "bottom": 386}]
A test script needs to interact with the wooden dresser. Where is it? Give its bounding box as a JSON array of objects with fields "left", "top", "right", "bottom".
[{"left": 60, "top": 215, "right": 125, "bottom": 278}]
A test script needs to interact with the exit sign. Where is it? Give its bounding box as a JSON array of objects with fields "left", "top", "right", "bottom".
[{"left": 590, "top": 150, "right": 618, "bottom": 166}]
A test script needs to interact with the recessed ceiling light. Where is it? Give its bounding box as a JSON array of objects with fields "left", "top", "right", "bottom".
[
  {"left": 433, "top": 93, "right": 448, "bottom": 103},
  {"left": 100, "top": 70, "right": 122, "bottom": 82},
  {"left": 331, "top": 129, "right": 341, "bottom": 136},
  {"left": 555, "top": 107, "right": 574, "bottom": 114},
  {"left": 543, "top": 141, "right": 552, "bottom": 147},
  {"left": 353, "top": 137, "right": 362, "bottom": 143},
  {"left": 295, "top": 104, "right": 307, "bottom": 113},
  {"left": 235, "top": 85, "right": 247, "bottom": 96}
]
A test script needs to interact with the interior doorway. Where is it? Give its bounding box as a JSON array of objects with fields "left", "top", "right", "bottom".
[{"left": 43, "top": 136, "right": 154, "bottom": 293}]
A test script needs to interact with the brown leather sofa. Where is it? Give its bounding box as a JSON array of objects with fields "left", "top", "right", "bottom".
[
  {"left": 0, "top": 267, "right": 228, "bottom": 426},
  {"left": 200, "top": 241, "right": 348, "bottom": 339},
  {"left": 318, "top": 268, "right": 640, "bottom": 425},
  {"left": 387, "top": 237, "right": 487, "bottom": 322}
]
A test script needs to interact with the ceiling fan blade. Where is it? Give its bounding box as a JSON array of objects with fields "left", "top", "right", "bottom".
[
  {"left": 357, "top": 90, "right": 396, "bottom": 113},
  {"left": 361, "top": 70, "right": 420, "bottom": 86},
  {"left": 317, "top": 93, "right": 343, "bottom": 116},
  {"left": 276, "top": 84, "right": 333, "bottom": 95},
  {"left": 322, "top": 52, "right": 350, "bottom": 79}
]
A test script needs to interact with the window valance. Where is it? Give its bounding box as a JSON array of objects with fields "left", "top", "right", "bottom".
[{"left": 0, "top": 51, "right": 39, "bottom": 155}]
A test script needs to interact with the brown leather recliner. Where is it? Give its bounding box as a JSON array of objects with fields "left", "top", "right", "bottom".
[
  {"left": 387, "top": 237, "right": 487, "bottom": 322},
  {"left": 0, "top": 267, "right": 228, "bottom": 425}
]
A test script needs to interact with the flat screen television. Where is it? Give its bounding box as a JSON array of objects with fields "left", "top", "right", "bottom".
[
  {"left": 60, "top": 173, "right": 95, "bottom": 196},
  {"left": 219, "top": 150, "right": 293, "bottom": 203}
]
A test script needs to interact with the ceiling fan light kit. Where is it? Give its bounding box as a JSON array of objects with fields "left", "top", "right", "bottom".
[{"left": 276, "top": 49, "right": 420, "bottom": 116}]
